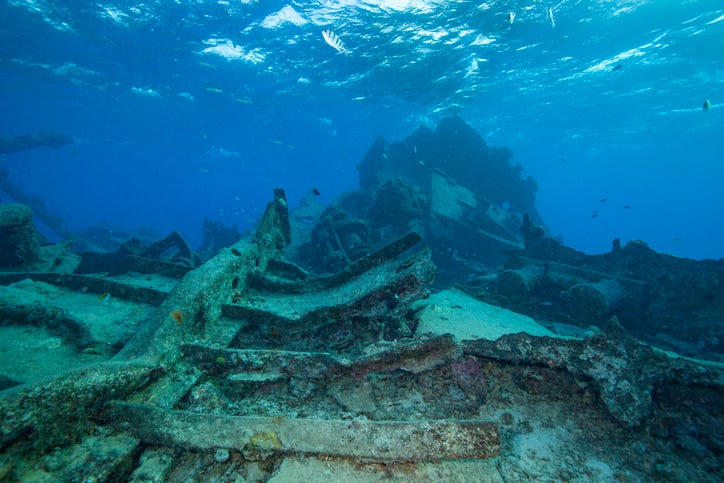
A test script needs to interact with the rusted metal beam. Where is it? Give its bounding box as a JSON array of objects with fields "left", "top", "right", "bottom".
[{"left": 110, "top": 401, "right": 499, "bottom": 462}]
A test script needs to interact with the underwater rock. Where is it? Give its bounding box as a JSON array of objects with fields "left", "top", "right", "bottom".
[{"left": 0, "top": 204, "right": 39, "bottom": 266}]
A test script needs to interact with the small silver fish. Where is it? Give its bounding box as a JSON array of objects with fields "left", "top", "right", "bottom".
[
  {"left": 546, "top": 6, "right": 555, "bottom": 28},
  {"left": 322, "top": 29, "right": 347, "bottom": 54}
]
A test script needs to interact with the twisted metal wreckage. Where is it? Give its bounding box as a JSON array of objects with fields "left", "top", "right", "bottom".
[{"left": 0, "top": 189, "right": 721, "bottom": 480}]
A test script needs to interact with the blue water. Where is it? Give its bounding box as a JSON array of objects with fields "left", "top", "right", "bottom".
[{"left": 1, "top": 0, "right": 722, "bottom": 260}]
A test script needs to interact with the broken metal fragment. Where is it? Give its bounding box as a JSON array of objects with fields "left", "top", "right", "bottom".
[
  {"left": 463, "top": 318, "right": 724, "bottom": 427},
  {"left": 224, "top": 240, "right": 434, "bottom": 346},
  {"left": 0, "top": 271, "right": 169, "bottom": 305}
]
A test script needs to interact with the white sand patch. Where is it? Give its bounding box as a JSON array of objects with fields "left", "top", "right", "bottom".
[{"left": 414, "top": 289, "right": 557, "bottom": 341}]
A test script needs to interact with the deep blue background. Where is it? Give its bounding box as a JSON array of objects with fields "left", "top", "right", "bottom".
[{"left": 1, "top": 0, "right": 722, "bottom": 259}]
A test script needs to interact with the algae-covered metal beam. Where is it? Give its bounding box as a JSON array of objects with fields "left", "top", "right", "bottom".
[
  {"left": 0, "top": 272, "right": 169, "bottom": 305},
  {"left": 109, "top": 402, "right": 500, "bottom": 462}
]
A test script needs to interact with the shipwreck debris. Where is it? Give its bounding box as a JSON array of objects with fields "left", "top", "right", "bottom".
[
  {"left": 295, "top": 116, "right": 541, "bottom": 284},
  {"left": 110, "top": 402, "right": 500, "bottom": 462},
  {"left": 74, "top": 230, "right": 200, "bottom": 277},
  {"left": 0, "top": 185, "right": 722, "bottom": 481},
  {"left": 479, "top": 231, "right": 724, "bottom": 361},
  {"left": 228, "top": 232, "right": 433, "bottom": 350},
  {"left": 464, "top": 316, "right": 724, "bottom": 427}
]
